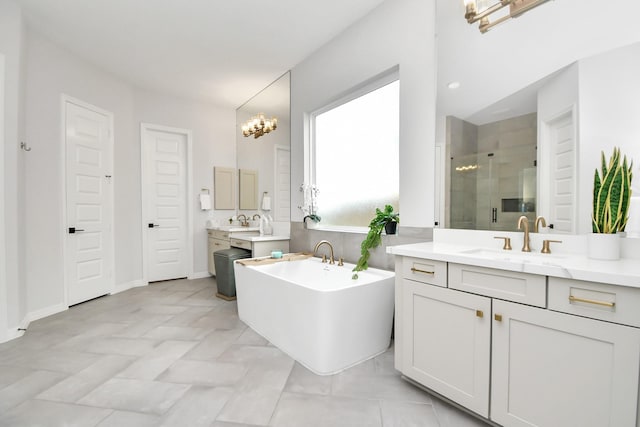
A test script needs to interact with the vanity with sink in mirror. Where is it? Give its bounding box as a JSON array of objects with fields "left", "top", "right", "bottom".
[
  {"left": 436, "top": 0, "right": 640, "bottom": 236},
  {"left": 236, "top": 71, "right": 291, "bottom": 225},
  {"left": 208, "top": 72, "right": 291, "bottom": 274},
  {"left": 389, "top": 227, "right": 640, "bottom": 427}
]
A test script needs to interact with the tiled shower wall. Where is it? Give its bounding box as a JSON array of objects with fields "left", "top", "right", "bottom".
[
  {"left": 290, "top": 222, "right": 433, "bottom": 271},
  {"left": 449, "top": 113, "right": 537, "bottom": 231}
]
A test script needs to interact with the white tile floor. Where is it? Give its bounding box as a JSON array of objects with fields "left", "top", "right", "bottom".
[{"left": 0, "top": 277, "right": 489, "bottom": 426}]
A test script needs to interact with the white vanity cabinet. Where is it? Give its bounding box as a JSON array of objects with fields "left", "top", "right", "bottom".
[
  {"left": 491, "top": 299, "right": 640, "bottom": 427},
  {"left": 230, "top": 237, "right": 289, "bottom": 258},
  {"left": 395, "top": 256, "right": 640, "bottom": 427},
  {"left": 402, "top": 278, "right": 491, "bottom": 417},
  {"left": 208, "top": 229, "right": 231, "bottom": 275}
]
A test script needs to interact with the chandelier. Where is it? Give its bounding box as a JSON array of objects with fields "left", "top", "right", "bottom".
[
  {"left": 464, "top": 0, "right": 551, "bottom": 33},
  {"left": 241, "top": 113, "right": 278, "bottom": 139}
]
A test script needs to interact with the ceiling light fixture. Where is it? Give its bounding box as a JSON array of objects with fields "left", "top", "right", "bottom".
[
  {"left": 241, "top": 113, "right": 278, "bottom": 139},
  {"left": 464, "top": 0, "right": 551, "bottom": 33}
]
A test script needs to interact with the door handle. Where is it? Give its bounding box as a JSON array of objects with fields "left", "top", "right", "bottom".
[
  {"left": 148, "top": 223, "right": 160, "bottom": 228},
  {"left": 68, "top": 227, "right": 85, "bottom": 234}
]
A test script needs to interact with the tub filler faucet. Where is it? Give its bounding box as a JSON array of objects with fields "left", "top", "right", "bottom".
[{"left": 314, "top": 240, "right": 335, "bottom": 265}]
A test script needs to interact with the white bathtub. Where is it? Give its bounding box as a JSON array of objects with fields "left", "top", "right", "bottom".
[{"left": 233, "top": 257, "right": 395, "bottom": 375}]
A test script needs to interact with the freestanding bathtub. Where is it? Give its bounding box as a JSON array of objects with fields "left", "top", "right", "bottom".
[{"left": 234, "top": 256, "right": 395, "bottom": 375}]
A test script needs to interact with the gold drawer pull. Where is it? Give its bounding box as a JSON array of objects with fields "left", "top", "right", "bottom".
[
  {"left": 410, "top": 267, "right": 435, "bottom": 275},
  {"left": 494, "top": 314, "right": 502, "bottom": 322},
  {"left": 569, "top": 295, "right": 615, "bottom": 308},
  {"left": 476, "top": 310, "right": 483, "bottom": 318}
]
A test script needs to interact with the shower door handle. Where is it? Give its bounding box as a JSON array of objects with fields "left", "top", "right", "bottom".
[{"left": 492, "top": 208, "right": 497, "bottom": 223}]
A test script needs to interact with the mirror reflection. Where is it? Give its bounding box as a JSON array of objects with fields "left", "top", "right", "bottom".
[
  {"left": 448, "top": 113, "right": 537, "bottom": 231},
  {"left": 437, "top": 0, "right": 640, "bottom": 234},
  {"left": 236, "top": 72, "right": 291, "bottom": 224}
]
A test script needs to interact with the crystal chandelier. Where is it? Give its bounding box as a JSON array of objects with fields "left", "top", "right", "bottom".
[{"left": 241, "top": 113, "right": 278, "bottom": 139}]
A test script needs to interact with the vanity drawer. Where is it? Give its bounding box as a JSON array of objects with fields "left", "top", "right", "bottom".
[
  {"left": 448, "top": 263, "right": 546, "bottom": 307},
  {"left": 548, "top": 277, "right": 640, "bottom": 328},
  {"left": 208, "top": 229, "right": 229, "bottom": 240},
  {"left": 230, "top": 238, "right": 252, "bottom": 250},
  {"left": 402, "top": 257, "right": 447, "bottom": 287},
  {"left": 209, "top": 237, "right": 230, "bottom": 251}
]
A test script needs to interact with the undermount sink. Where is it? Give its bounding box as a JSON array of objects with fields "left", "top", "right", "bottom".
[{"left": 460, "top": 248, "right": 566, "bottom": 263}]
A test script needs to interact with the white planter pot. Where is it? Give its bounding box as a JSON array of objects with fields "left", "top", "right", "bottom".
[
  {"left": 587, "top": 233, "right": 621, "bottom": 260},
  {"left": 305, "top": 220, "right": 319, "bottom": 229}
]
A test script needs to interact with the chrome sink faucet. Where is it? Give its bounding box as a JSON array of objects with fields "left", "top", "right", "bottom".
[
  {"left": 517, "top": 215, "right": 531, "bottom": 252},
  {"left": 314, "top": 240, "right": 335, "bottom": 265}
]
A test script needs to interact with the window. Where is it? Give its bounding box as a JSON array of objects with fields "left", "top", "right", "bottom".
[{"left": 311, "top": 77, "right": 399, "bottom": 228}]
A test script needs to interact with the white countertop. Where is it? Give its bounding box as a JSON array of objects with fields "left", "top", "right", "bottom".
[
  {"left": 207, "top": 226, "right": 260, "bottom": 232},
  {"left": 229, "top": 233, "right": 290, "bottom": 242},
  {"left": 387, "top": 231, "right": 640, "bottom": 288}
]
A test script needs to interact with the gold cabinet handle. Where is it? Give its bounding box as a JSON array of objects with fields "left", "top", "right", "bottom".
[
  {"left": 476, "top": 310, "right": 484, "bottom": 318},
  {"left": 569, "top": 295, "right": 615, "bottom": 308},
  {"left": 410, "top": 267, "right": 435, "bottom": 275},
  {"left": 494, "top": 314, "right": 502, "bottom": 322}
]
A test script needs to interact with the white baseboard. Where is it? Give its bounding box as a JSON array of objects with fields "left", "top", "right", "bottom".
[
  {"left": 27, "top": 303, "right": 68, "bottom": 324},
  {"left": 112, "top": 279, "right": 147, "bottom": 295},
  {"left": 1, "top": 324, "right": 25, "bottom": 343},
  {"left": 190, "top": 271, "right": 212, "bottom": 280}
]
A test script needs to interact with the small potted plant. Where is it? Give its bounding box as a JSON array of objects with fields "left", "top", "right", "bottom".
[
  {"left": 300, "top": 183, "right": 321, "bottom": 229},
  {"left": 352, "top": 205, "right": 399, "bottom": 279},
  {"left": 590, "top": 147, "right": 633, "bottom": 259}
]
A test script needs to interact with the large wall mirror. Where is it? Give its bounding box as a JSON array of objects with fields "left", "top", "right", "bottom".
[
  {"left": 236, "top": 72, "right": 291, "bottom": 222},
  {"left": 436, "top": 0, "right": 640, "bottom": 235}
]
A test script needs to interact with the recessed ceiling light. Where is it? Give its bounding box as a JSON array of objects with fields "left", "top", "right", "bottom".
[{"left": 447, "top": 81, "right": 461, "bottom": 89}]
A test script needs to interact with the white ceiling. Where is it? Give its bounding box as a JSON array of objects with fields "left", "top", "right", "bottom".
[{"left": 19, "top": 0, "right": 386, "bottom": 108}]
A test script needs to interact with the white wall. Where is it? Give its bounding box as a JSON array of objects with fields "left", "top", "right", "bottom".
[
  {"left": 578, "top": 43, "right": 640, "bottom": 235},
  {"left": 0, "top": 0, "right": 26, "bottom": 341},
  {"left": 24, "top": 30, "right": 136, "bottom": 314},
  {"left": 133, "top": 89, "right": 236, "bottom": 276},
  {"left": 291, "top": 0, "right": 436, "bottom": 227},
  {"left": 23, "top": 28, "right": 237, "bottom": 317}
]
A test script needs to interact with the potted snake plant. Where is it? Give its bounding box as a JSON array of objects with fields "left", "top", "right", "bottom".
[{"left": 589, "top": 147, "right": 633, "bottom": 259}]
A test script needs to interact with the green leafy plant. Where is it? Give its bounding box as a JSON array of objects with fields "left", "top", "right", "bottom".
[
  {"left": 592, "top": 147, "right": 633, "bottom": 233},
  {"left": 352, "top": 205, "right": 399, "bottom": 279}
]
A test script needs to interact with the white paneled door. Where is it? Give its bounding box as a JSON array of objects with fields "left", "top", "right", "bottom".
[
  {"left": 548, "top": 112, "right": 576, "bottom": 233},
  {"left": 64, "top": 98, "right": 114, "bottom": 306},
  {"left": 142, "top": 124, "right": 190, "bottom": 282}
]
